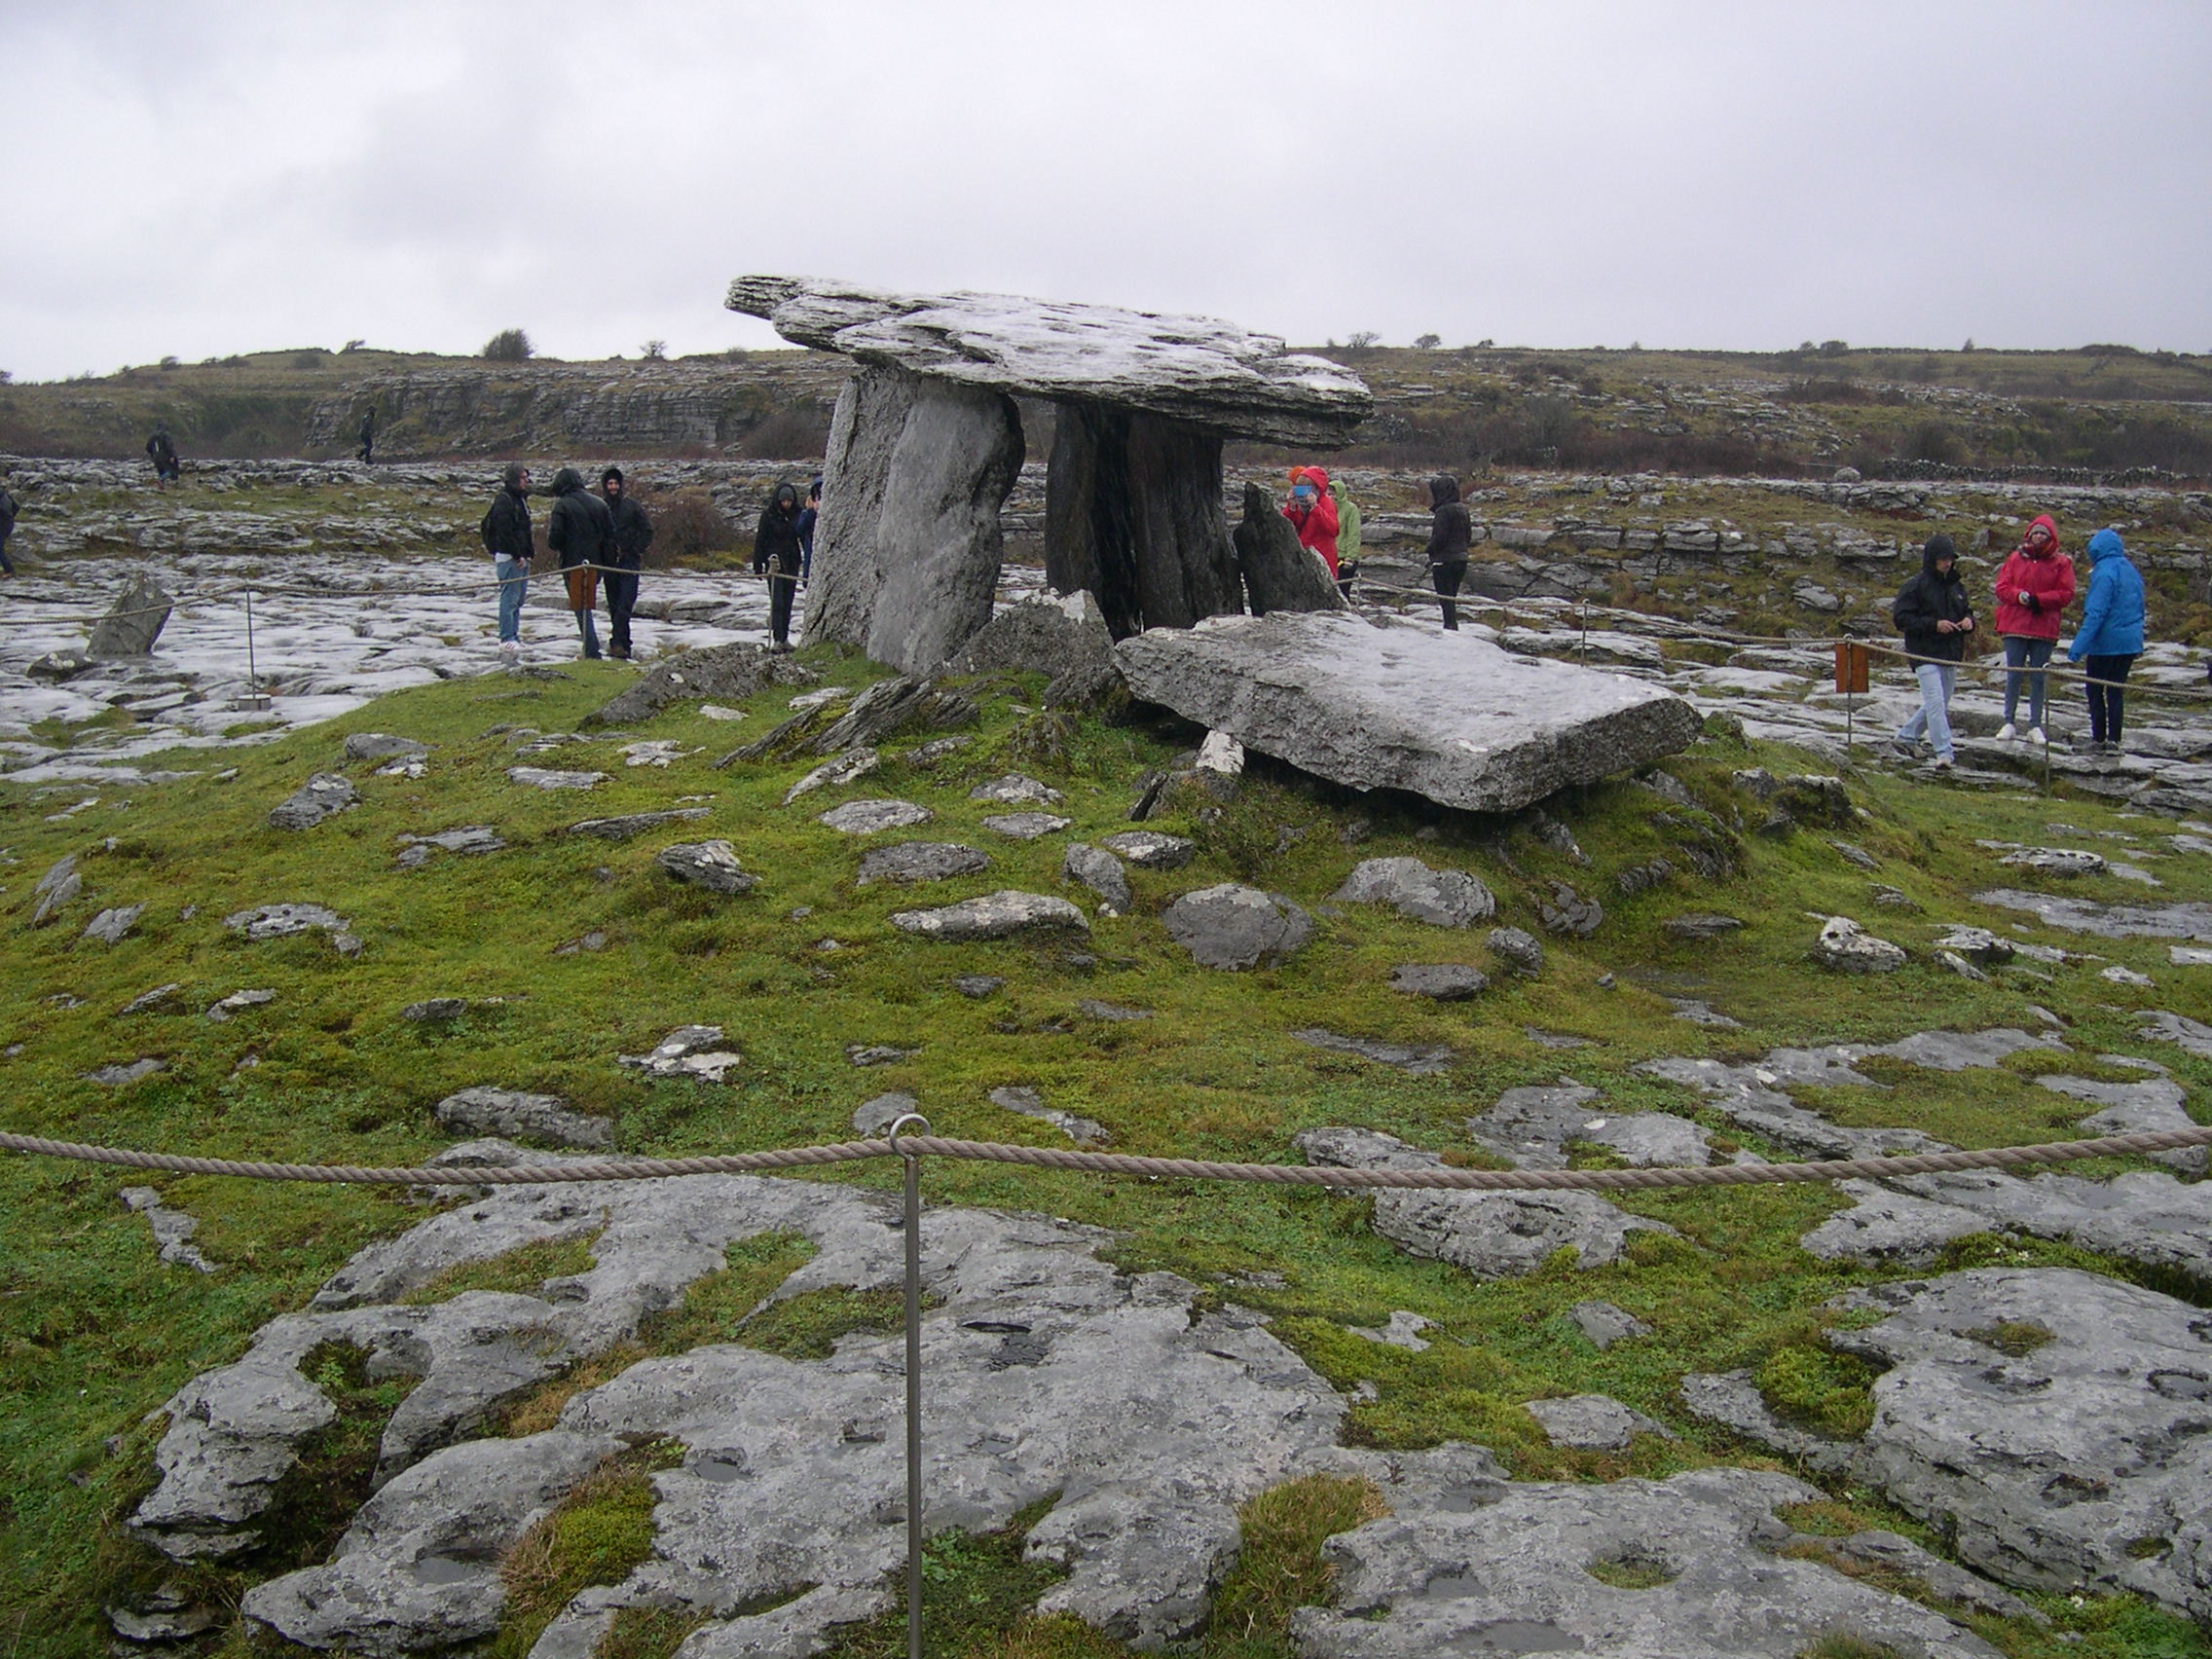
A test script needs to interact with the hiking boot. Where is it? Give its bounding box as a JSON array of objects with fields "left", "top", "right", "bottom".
[{"left": 1995, "top": 722, "right": 2016, "bottom": 742}]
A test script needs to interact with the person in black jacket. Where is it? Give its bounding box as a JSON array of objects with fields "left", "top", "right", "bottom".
[
  {"left": 598, "top": 467, "right": 654, "bottom": 660},
  {"left": 1424, "top": 474, "right": 1473, "bottom": 630},
  {"left": 146, "top": 427, "right": 179, "bottom": 488},
  {"left": 546, "top": 466, "right": 614, "bottom": 660},
  {"left": 754, "top": 481, "right": 804, "bottom": 649},
  {"left": 796, "top": 477, "right": 821, "bottom": 586},
  {"left": 356, "top": 407, "right": 377, "bottom": 464},
  {"left": 0, "top": 483, "right": 18, "bottom": 574},
  {"left": 480, "top": 462, "right": 534, "bottom": 660},
  {"left": 1890, "top": 533, "right": 1975, "bottom": 769}
]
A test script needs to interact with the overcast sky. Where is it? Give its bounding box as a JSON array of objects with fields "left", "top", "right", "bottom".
[{"left": 4, "top": 0, "right": 2207, "bottom": 382}]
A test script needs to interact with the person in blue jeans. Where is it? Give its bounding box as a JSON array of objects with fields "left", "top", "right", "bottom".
[
  {"left": 1890, "top": 534, "right": 1974, "bottom": 769},
  {"left": 2067, "top": 527, "right": 2147, "bottom": 754},
  {"left": 480, "top": 462, "right": 534, "bottom": 662}
]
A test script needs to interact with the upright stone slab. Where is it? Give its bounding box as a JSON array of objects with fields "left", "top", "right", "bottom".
[
  {"left": 87, "top": 575, "right": 174, "bottom": 658},
  {"left": 803, "top": 364, "right": 1024, "bottom": 673},
  {"left": 1116, "top": 611, "right": 1704, "bottom": 815},
  {"left": 1231, "top": 481, "right": 1341, "bottom": 616}
]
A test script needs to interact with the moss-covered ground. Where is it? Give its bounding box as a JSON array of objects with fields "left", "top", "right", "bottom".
[{"left": 3, "top": 646, "right": 2208, "bottom": 1656}]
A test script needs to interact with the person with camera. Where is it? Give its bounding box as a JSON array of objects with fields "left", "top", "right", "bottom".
[{"left": 1281, "top": 465, "right": 1340, "bottom": 579}]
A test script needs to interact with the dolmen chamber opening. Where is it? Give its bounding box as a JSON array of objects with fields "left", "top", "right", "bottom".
[{"left": 726, "top": 275, "right": 1704, "bottom": 812}]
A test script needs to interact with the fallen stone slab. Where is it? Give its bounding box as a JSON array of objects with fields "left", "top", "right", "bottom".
[
  {"left": 655, "top": 840, "right": 757, "bottom": 895},
  {"left": 433, "top": 1087, "right": 612, "bottom": 1151},
  {"left": 396, "top": 827, "right": 504, "bottom": 867},
  {"left": 820, "top": 798, "right": 934, "bottom": 834},
  {"left": 1062, "top": 843, "right": 1130, "bottom": 914},
  {"left": 1662, "top": 912, "right": 1745, "bottom": 940},
  {"left": 782, "top": 746, "right": 880, "bottom": 804},
  {"left": 1295, "top": 1457, "right": 2009, "bottom": 1659},
  {"left": 222, "top": 903, "right": 352, "bottom": 943},
  {"left": 989, "top": 1085, "right": 1109, "bottom": 1146},
  {"left": 856, "top": 841, "right": 991, "bottom": 886},
  {"left": 82, "top": 903, "right": 144, "bottom": 944},
  {"left": 343, "top": 733, "right": 429, "bottom": 761},
  {"left": 121, "top": 1186, "right": 217, "bottom": 1274},
  {"left": 1972, "top": 890, "right": 2212, "bottom": 942},
  {"left": 890, "top": 890, "right": 1088, "bottom": 941},
  {"left": 617, "top": 1026, "right": 742, "bottom": 1083},
  {"left": 1525, "top": 1392, "right": 1676, "bottom": 1450},
  {"left": 581, "top": 641, "right": 813, "bottom": 728},
  {"left": 1388, "top": 964, "right": 1488, "bottom": 1000},
  {"left": 1810, "top": 915, "right": 1906, "bottom": 973},
  {"left": 505, "top": 766, "right": 609, "bottom": 792},
  {"left": 981, "top": 811, "right": 1072, "bottom": 839},
  {"left": 2001, "top": 847, "right": 2108, "bottom": 876},
  {"left": 206, "top": 988, "right": 275, "bottom": 1023},
  {"left": 563, "top": 808, "right": 712, "bottom": 841},
  {"left": 30, "top": 853, "right": 82, "bottom": 925},
  {"left": 1114, "top": 611, "right": 1703, "bottom": 815},
  {"left": 1098, "top": 829, "right": 1194, "bottom": 869},
  {"left": 1291, "top": 1028, "right": 1453, "bottom": 1075},
  {"left": 1161, "top": 883, "right": 1312, "bottom": 970},
  {"left": 269, "top": 773, "right": 359, "bottom": 830},
  {"left": 1331, "top": 857, "right": 1495, "bottom": 928}
]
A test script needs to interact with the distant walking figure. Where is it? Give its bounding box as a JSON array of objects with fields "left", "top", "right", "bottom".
[
  {"left": 146, "top": 427, "right": 179, "bottom": 488},
  {"left": 0, "top": 482, "right": 19, "bottom": 574},
  {"left": 547, "top": 466, "right": 613, "bottom": 661},
  {"left": 480, "top": 462, "right": 534, "bottom": 662},
  {"left": 2067, "top": 528, "right": 2146, "bottom": 754},
  {"left": 599, "top": 466, "right": 654, "bottom": 660},
  {"left": 1891, "top": 533, "right": 1974, "bottom": 770},
  {"left": 1423, "top": 474, "right": 1472, "bottom": 630},
  {"left": 356, "top": 408, "right": 378, "bottom": 464},
  {"left": 755, "top": 482, "right": 804, "bottom": 649},
  {"left": 1991, "top": 512, "right": 2073, "bottom": 744}
]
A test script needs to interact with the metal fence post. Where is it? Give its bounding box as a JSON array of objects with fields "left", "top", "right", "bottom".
[
  {"left": 889, "top": 1112, "right": 932, "bottom": 1659},
  {"left": 235, "top": 587, "right": 272, "bottom": 712}
]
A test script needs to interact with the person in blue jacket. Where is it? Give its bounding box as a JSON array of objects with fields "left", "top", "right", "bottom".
[{"left": 2066, "top": 527, "right": 2147, "bottom": 753}]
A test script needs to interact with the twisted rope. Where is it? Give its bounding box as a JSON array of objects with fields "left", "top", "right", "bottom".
[{"left": 3, "top": 1123, "right": 2206, "bottom": 1190}]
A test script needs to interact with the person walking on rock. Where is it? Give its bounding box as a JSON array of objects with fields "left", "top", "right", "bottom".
[
  {"left": 480, "top": 462, "right": 534, "bottom": 662},
  {"left": 754, "top": 481, "right": 805, "bottom": 650},
  {"left": 796, "top": 477, "right": 821, "bottom": 587},
  {"left": 547, "top": 467, "right": 613, "bottom": 661},
  {"left": 598, "top": 467, "right": 653, "bottom": 661},
  {"left": 1282, "top": 465, "right": 1340, "bottom": 579},
  {"left": 1330, "top": 476, "right": 1361, "bottom": 598},
  {"left": 1890, "top": 533, "right": 1974, "bottom": 770},
  {"left": 1424, "top": 474, "right": 1472, "bottom": 630},
  {"left": 356, "top": 407, "right": 378, "bottom": 464},
  {"left": 2067, "top": 527, "right": 2147, "bottom": 755},
  {"left": 145, "top": 427, "right": 179, "bottom": 489},
  {"left": 0, "top": 482, "right": 18, "bottom": 574},
  {"left": 1991, "top": 512, "right": 2074, "bottom": 744}
]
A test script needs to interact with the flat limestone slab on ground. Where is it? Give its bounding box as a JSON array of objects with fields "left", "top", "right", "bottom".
[{"left": 1114, "top": 612, "right": 1704, "bottom": 814}]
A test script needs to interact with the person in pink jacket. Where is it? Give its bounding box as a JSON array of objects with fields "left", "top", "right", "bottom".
[{"left": 1991, "top": 513, "right": 2076, "bottom": 743}]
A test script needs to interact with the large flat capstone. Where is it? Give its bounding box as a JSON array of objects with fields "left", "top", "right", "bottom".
[{"left": 1114, "top": 612, "right": 1704, "bottom": 814}]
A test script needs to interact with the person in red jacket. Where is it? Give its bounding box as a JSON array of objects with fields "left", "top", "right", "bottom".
[
  {"left": 1282, "top": 465, "right": 1340, "bottom": 578},
  {"left": 1991, "top": 513, "right": 2076, "bottom": 743}
]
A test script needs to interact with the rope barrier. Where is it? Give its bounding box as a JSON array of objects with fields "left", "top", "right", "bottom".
[{"left": 3, "top": 1122, "right": 2208, "bottom": 1190}]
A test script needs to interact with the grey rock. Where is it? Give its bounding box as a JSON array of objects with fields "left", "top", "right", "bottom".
[
  {"left": 1524, "top": 1393, "right": 1677, "bottom": 1450},
  {"left": 2001, "top": 847, "right": 2108, "bottom": 877},
  {"left": 951, "top": 975, "right": 1005, "bottom": 999},
  {"left": 1932, "top": 926, "right": 2016, "bottom": 965},
  {"left": 810, "top": 677, "right": 979, "bottom": 755},
  {"left": 989, "top": 1085, "right": 1109, "bottom": 1146},
  {"left": 26, "top": 646, "right": 98, "bottom": 681},
  {"left": 1097, "top": 830, "right": 1195, "bottom": 869},
  {"left": 1233, "top": 480, "right": 1343, "bottom": 616},
  {"left": 847, "top": 1044, "right": 915, "bottom": 1067},
  {"left": 950, "top": 589, "right": 1116, "bottom": 682},
  {"left": 903, "top": 734, "right": 974, "bottom": 768},
  {"left": 1487, "top": 926, "right": 1545, "bottom": 977},
  {"left": 1349, "top": 1310, "right": 1434, "bottom": 1351},
  {"left": 1115, "top": 612, "right": 1703, "bottom": 816},
  {"left": 1668, "top": 997, "right": 1743, "bottom": 1028},
  {"left": 343, "top": 733, "right": 429, "bottom": 761},
  {"left": 655, "top": 840, "right": 757, "bottom": 895},
  {"left": 121, "top": 1186, "right": 217, "bottom": 1274},
  {"left": 1800, "top": 1179, "right": 1996, "bottom": 1266},
  {"left": 1792, "top": 580, "right": 1843, "bottom": 612},
  {"left": 269, "top": 773, "right": 360, "bottom": 830},
  {"left": 31, "top": 853, "right": 84, "bottom": 926},
  {"left": 2038, "top": 1072, "right": 2206, "bottom": 1175},
  {"left": 394, "top": 827, "right": 504, "bottom": 870},
  {"left": 1569, "top": 1300, "right": 1651, "bottom": 1348},
  {"left": 856, "top": 841, "right": 991, "bottom": 886},
  {"left": 1291, "top": 1028, "right": 1454, "bottom": 1075},
  {"left": 1972, "top": 890, "right": 2212, "bottom": 941},
  {"left": 1830, "top": 838, "right": 1882, "bottom": 869},
  {"left": 562, "top": 808, "right": 712, "bottom": 841},
  {"left": 505, "top": 766, "right": 608, "bottom": 791},
  {"left": 82, "top": 903, "right": 144, "bottom": 944},
  {"left": 402, "top": 998, "right": 466, "bottom": 1022},
  {"left": 1536, "top": 881, "right": 1603, "bottom": 939},
  {"left": 981, "top": 811, "right": 1072, "bottom": 839},
  {"left": 87, "top": 574, "right": 173, "bottom": 658},
  {"left": 820, "top": 798, "right": 934, "bottom": 834},
  {"left": 1810, "top": 915, "right": 1906, "bottom": 973},
  {"left": 1937, "top": 949, "right": 1991, "bottom": 981},
  {"left": 1062, "top": 844, "right": 1131, "bottom": 914},
  {"left": 1466, "top": 1086, "right": 1711, "bottom": 1171},
  {"left": 223, "top": 902, "right": 353, "bottom": 942},
  {"left": 617, "top": 1026, "right": 743, "bottom": 1083},
  {"left": 206, "top": 988, "right": 276, "bottom": 1023},
  {"left": 1388, "top": 964, "right": 1489, "bottom": 1000},
  {"left": 88, "top": 1058, "right": 166, "bottom": 1087},
  {"left": 2139, "top": 1010, "right": 2212, "bottom": 1059},
  {"left": 1890, "top": 1165, "right": 2212, "bottom": 1277},
  {"left": 1614, "top": 856, "right": 1675, "bottom": 896},
  {"left": 122, "top": 981, "right": 185, "bottom": 1014},
  {"left": 781, "top": 747, "right": 880, "bottom": 805},
  {"left": 1161, "top": 883, "right": 1312, "bottom": 971},
  {"left": 1332, "top": 857, "right": 1495, "bottom": 928},
  {"left": 1663, "top": 912, "right": 1744, "bottom": 941},
  {"left": 1295, "top": 1460, "right": 2004, "bottom": 1659},
  {"left": 1077, "top": 999, "right": 1151, "bottom": 1021},
  {"left": 583, "top": 641, "right": 813, "bottom": 729},
  {"left": 851, "top": 1092, "right": 919, "bottom": 1135},
  {"left": 971, "top": 772, "right": 1064, "bottom": 806},
  {"left": 433, "top": 1088, "right": 613, "bottom": 1152},
  {"left": 890, "top": 890, "right": 1088, "bottom": 942}
]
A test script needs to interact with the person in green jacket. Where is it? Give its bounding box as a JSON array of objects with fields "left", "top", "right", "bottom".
[{"left": 1330, "top": 479, "right": 1361, "bottom": 598}]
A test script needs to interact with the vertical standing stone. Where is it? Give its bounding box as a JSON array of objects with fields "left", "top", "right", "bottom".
[
  {"left": 1231, "top": 482, "right": 1343, "bottom": 616},
  {"left": 804, "top": 365, "right": 1024, "bottom": 673},
  {"left": 87, "top": 575, "right": 175, "bottom": 658},
  {"left": 1045, "top": 402, "right": 1139, "bottom": 639}
]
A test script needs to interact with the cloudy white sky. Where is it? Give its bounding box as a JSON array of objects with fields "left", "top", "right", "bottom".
[{"left": 4, "top": 0, "right": 2207, "bottom": 381}]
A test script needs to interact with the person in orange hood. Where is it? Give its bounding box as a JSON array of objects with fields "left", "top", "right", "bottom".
[
  {"left": 1991, "top": 513, "right": 2075, "bottom": 743},
  {"left": 1282, "top": 465, "right": 1340, "bottom": 578}
]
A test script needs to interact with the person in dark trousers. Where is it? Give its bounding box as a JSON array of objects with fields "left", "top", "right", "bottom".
[
  {"left": 146, "top": 427, "right": 179, "bottom": 488},
  {"left": 0, "top": 482, "right": 19, "bottom": 574},
  {"left": 356, "top": 407, "right": 377, "bottom": 464},
  {"left": 546, "top": 466, "right": 613, "bottom": 660},
  {"left": 754, "top": 481, "right": 805, "bottom": 649},
  {"left": 1890, "top": 533, "right": 1975, "bottom": 769},
  {"left": 598, "top": 466, "right": 654, "bottom": 660},
  {"left": 1424, "top": 474, "right": 1472, "bottom": 629},
  {"left": 796, "top": 477, "right": 821, "bottom": 587},
  {"left": 480, "top": 462, "right": 534, "bottom": 661},
  {"left": 2067, "top": 527, "right": 2147, "bottom": 754}
]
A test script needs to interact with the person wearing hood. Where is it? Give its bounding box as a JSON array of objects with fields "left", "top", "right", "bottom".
[
  {"left": 754, "top": 481, "right": 805, "bottom": 649},
  {"left": 2066, "top": 528, "right": 2147, "bottom": 754},
  {"left": 1890, "top": 533, "right": 1974, "bottom": 769},
  {"left": 146, "top": 427, "right": 179, "bottom": 489},
  {"left": 598, "top": 467, "right": 654, "bottom": 660},
  {"left": 479, "top": 461, "right": 534, "bottom": 662},
  {"left": 1423, "top": 474, "right": 1472, "bottom": 630},
  {"left": 545, "top": 466, "right": 613, "bottom": 660},
  {"left": 1991, "top": 513, "right": 2074, "bottom": 744},
  {"left": 356, "top": 407, "right": 378, "bottom": 465},
  {"left": 1329, "top": 477, "right": 1361, "bottom": 598},
  {"left": 1282, "top": 466, "right": 1340, "bottom": 578}
]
